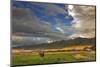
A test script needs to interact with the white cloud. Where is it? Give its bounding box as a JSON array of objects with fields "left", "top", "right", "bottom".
[
  {"left": 56, "top": 27, "right": 65, "bottom": 34},
  {"left": 68, "top": 5, "right": 96, "bottom": 38}
]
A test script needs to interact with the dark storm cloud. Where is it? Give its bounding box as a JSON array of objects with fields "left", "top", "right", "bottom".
[
  {"left": 12, "top": 1, "right": 96, "bottom": 47},
  {"left": 12, "top": 7, "right": 52, "bottom": 33},
  {"left": 12, "top": 6, "right": 70, "bottom": 39},
  {"left": 12, "top": 35, "right": 52, "bottom": 45},
  {"left": 13, "top": 32, "right": 67, "bottom": 39},
  {"left": 12, "top": 33, "right": 68, "bottom": 46},
  {"left": 12, "top": 6, "right": 69, "bottom": 46}
]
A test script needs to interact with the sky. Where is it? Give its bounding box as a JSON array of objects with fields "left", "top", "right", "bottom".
[{"left": 12, "top": 1, "right": 96, "bottom": 46}]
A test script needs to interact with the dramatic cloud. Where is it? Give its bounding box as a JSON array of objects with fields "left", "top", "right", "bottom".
[
  {"left": 31, "top": 3, "right": 68, "bottom": 16},
  {"left": 12, "top": 35, "right": 54, "bottom": 46},
  {"left": 12, "top": 7, "right": 52, "bottom": 33},
  {"left": 12, "top": 32, "right": 69, "bottom": 46},
  {"left": 68, "top": 5, "right": 96, "bottom": 38},
  {"left": 12, "top": 1, "right": 96, "bottom": 47}
]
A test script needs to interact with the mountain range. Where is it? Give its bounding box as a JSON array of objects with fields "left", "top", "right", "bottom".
[{"left": 13, "top": 37, "right": 96, "bottom": 49}]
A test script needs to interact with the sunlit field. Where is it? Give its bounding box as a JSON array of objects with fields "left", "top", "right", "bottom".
[{"left": 12, "top": 50, "right": 96, "bottom": 66}]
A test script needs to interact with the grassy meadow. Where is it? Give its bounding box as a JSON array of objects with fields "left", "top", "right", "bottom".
[{"left": 12, "top": 50, "right": 96, "bottom": 66}]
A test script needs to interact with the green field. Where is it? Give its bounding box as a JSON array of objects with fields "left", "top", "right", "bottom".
[{"left": 12, "top": 51, "right": 96, "bottom": 66}]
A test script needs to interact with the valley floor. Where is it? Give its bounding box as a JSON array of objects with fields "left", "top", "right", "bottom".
[{"left": 12, "top": 48, "right": 96, "bottom": 66}]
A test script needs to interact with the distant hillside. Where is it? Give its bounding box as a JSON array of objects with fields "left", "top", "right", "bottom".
[{"left": 13, "top": 37, "right": 96, "bottom": 49}]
